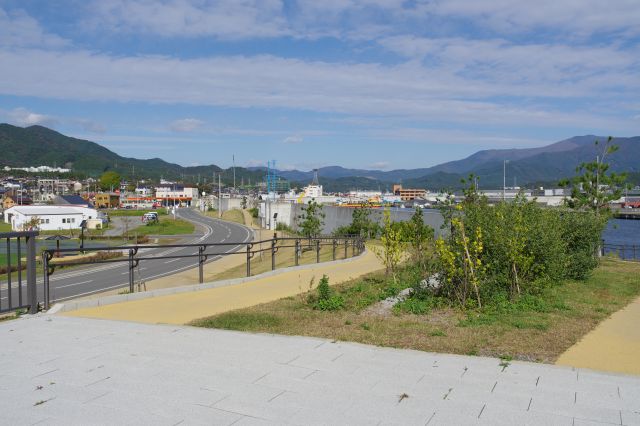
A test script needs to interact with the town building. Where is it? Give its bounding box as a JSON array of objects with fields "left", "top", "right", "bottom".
[
  {"left": 4, "top": 205, "right": 100, "bottom": 231},
  {"left": 393, "top": 184, "right": 427, "bottom": 201},
  {"left": 94, "top": 193, "right": 121, "bottom": 209},
  {"left": 303, "top": 169, "right": 323, "bottom": 198},
  {"left": 155, "top": 185, "right": 198, "bottom": 207}
]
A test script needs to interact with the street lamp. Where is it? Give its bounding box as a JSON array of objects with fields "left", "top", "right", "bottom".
[{"left": 503, "top": 160, "right": 510, "bottom": 201}]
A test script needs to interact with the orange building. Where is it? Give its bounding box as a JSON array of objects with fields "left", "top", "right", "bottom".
[{"left": 393, "top": 184, "right": 427, "bottom": 201}]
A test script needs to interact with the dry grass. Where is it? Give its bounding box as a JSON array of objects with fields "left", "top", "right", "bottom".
[
  {"left": 192, "top": 258, "right": 640, "bottom": 364},
  {"left": 205, "top": 209, "right": 246, "bottom": 225}
]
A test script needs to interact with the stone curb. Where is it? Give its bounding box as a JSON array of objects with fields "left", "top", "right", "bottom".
[{"left": 51, "top": 248, "right": 368, "bottom": 314}]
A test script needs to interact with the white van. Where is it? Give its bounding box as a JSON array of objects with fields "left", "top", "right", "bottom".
[{"left": 142, "top": 212, "right": 159, "bottom": 224}]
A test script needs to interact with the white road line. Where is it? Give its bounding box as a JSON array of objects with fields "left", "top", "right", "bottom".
[
  {"left": 164, "top": 259, "right": 179, "bottom": 264},
  {"left": 56, "top": 279, "right": 94, "bottom": 289}
]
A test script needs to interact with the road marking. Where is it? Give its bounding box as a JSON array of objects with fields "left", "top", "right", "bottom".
[
  {"left": 56, "top": 279, "right": 94, "bottom": 290},
  {"left": 48, "top": 209, "right": 254, "bottom": 302},
  {"left": 164, "top": 259, "right": 179, "bottom": 264}
]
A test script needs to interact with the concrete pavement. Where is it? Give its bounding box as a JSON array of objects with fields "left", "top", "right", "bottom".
[
  {"left": 2, "top": 314, "right": 640, "bottom": 425},
  {"left": 557, "top": 295, "right": 640, "bottom": 375},
  {"left": 61, "top": 248, "right": 383, "bottom": 325}
]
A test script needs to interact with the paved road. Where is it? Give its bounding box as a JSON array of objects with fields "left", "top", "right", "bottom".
[{"left": 1, "top": 209, "right": 252, "bottom": 306}]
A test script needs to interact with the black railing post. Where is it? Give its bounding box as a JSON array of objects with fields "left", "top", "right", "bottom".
[
  {"left": 344, "top": 239, "right": 348, "bottom": 259},
  {"left": 128, "top": 249, "right": 135, "bottom": 293},
  {"left": 271, "top": 238, "right": 277, "bottom": 271},
  {"left": 352, "top": 238, "right": 355, "bottom": 257},
  {"left": 295, "top": 239, "right": 300, "bottom": 266},
  {"left": 27, "top": 234, "right": 37, "bottom": 314},
  {"left": 332, "top": 239, "right": 337, "bottom": 261},
  {"left": 316, "top": 239, "right": 320, "bottom": 263},
  {"left": 41, "top": 251, "right": 50, "bottom": 311},
  {"left": 17, "top": 237, "right": 22, "bottom": 307},
  {"left": 6, "top": 239, "right": 11, "bottom": 309},
  {"left": 246, "top": 244, "right": 251, "bottom": 277},
  {"left": 198, "top": 246, "right": 204, "bottom": 284}
]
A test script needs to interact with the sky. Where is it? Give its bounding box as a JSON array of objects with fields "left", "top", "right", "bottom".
[{"left": 0, "top": 0, "right": 639, "bottom": 171}]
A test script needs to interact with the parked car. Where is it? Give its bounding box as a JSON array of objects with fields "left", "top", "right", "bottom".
[{"left": 142, "top": 212, "right": 159, "bottom": 224}]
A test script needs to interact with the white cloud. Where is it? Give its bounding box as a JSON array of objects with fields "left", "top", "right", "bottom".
[
  {"left": 369, "top": 161, "right": 389, "bottom": 169},
  {"left": 0, "top": 46, "right": 637, "bottom": 133},
  {"left": 169, "top": 118, "right": 204, "bottom": 132},
  {"left": 419, "top": 0, "right": 640, "bottom": 37},
  {"left": 0, "top": 7, "right": 69, "bottom": 48},
  {"left": 86, "top": 0, "right": 288, "bottom": 39},
  {"left": 7, "top": 107, "right": 58, "bottom": 127},
  {"left": 283, "top": 135, "right": 303, "bottom": 144}
]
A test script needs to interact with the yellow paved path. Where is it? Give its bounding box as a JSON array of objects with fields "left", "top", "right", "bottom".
[
  {"left": 556, "top": 295, "right": 640, "bottom": 375},
  {"left": 62, "top": 249, "right": 383, "bottom": 325}
]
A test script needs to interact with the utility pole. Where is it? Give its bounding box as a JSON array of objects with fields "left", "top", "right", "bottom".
[
  {"left": 218, "top": 173, "right": 222, "bottom": 218},
  {"left": 233, "top": 155, "right": 236, "bottom": 190}
]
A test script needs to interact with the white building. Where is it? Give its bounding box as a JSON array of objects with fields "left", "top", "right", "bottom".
[
  {"left": 303, "top": 184, "right": 323, "bottom": 198},
  {"left": 155, "top": 185, "right": 198, "bottom": 207},
  {"left": 4, "top": 205, "right": 100, "bottom": 231}
]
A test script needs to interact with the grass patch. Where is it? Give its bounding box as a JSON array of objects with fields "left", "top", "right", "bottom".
[
  {"left": 0, "top": 222, "right": 12, "bottom": 233},
  {"left": 132, "top": 216, "right": 195, "bottom": 236},
  {"left": 192, "top": 258, "right": 640, "bottom": 363},
  {"left": 192, "top": 312, "right": 282, "bottom": 331},
  {"left": 105, "top": 209, "right": 167, "bottom": 217},
  {"left": 205, "top": 209, "right": 246, "bottom": 225}
]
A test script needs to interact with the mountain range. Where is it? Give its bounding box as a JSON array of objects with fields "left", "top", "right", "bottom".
[{"left": 1, "top": 123, "right": 638, "bottom": 191}]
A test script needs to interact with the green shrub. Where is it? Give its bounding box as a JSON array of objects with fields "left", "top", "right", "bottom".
[{"left": 314, "top": 274, "right": 344, "bottom": 311}]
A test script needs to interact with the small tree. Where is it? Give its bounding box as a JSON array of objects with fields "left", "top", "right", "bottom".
[
  {"left": 560, "top": 136, "right": 629, "bottom": 216},
  {"left": 373, "top": 208, "right": 406, "bottom": 280},
  {"left": 405, "top": 207, "right": 434, "bottom": 269},
  {"left": 241, "top": 196, "right": 248, "bottom": 209},
  {"left": 23, "top": 216, "right": 41, "bottom": 231},
  {"left": 100, "top": 171, "right": 121, "bottom": 191},
  {"left": 297, "top": 199, "right": 325, "bottom": 239}
]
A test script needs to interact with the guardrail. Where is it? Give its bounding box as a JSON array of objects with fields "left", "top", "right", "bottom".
[
  {"left": 601, "top": 242, "right": 640, "bottom": 261},
  {"left": 41, "top": 235, "right": 365, "bottom": 309},
  {"left": 0, "top": 231, "right": 38, "bottom": 314}
]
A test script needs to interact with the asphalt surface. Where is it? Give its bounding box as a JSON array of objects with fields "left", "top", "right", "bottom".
[{"left": 1, "top": 209, "right": 252, "bottom": 308}]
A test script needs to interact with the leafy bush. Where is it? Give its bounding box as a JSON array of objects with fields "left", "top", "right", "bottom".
[
  {"left": 248, "top": 207, "right": 259, "bottom": 218},
  {"left": 433, "top": 178, "right": 606, "bottom": 309},
  {"left": 314, "top": 275, "right": 344, "bottom": 311}
]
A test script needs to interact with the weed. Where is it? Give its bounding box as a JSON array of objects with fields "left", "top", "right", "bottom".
[
  {"left": 361, "top": 323, "right": 371, "bottom": 331},
  {"left": 314, "top": 275, "right": 344, "bottom": 311},
  {"left": 344, "top": 320, "right": 352, "bottom": 325},
  {"left": 429, "top": 329, "right": 447, "bottom": 337}
]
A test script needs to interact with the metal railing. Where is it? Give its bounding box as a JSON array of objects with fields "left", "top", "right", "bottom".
[
  {"left": 41, "top": 235, "right": 365, "bottom": 309},
  {"left": 0, "top": 231, "right": 38, "bottom": 314},
  {"left": 601, "top": 242, "right": 640, "bottom": 261}
]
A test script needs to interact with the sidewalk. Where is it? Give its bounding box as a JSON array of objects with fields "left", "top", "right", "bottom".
[
  {"left": 2, "top": 315, "right": 639, "bottom": 425},
  {"left": 62, "top": 249, "right": 383, "bottom": 325},
  {"left": 556, "top": 295, "right": 640, "bottom": 375}
]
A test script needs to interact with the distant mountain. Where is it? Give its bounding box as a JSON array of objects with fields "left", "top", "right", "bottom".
[
  {"left": 283, "top": 135, "right": 640, "bottom": 191},
  {"left": 0, "top": 124, "right": 264, "bottom": 184},
  {"left": 2, "top": 123, "right": 638, "bottom": 190}
]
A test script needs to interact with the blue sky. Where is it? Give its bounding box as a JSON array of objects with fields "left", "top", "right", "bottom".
[{"left": 1, "top": 0, "right": 639, "bottom": 171}]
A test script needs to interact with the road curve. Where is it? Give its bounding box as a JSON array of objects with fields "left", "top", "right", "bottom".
[{"left": 1, "top": 208, "right": 253, "bottom": 306}]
